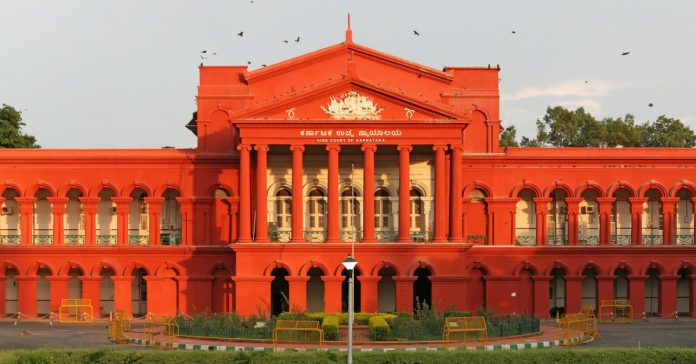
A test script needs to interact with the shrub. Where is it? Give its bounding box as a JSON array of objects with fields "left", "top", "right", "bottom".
[
  {"left": 368, "top": 315, "right": 390, "bottom": 341},
  {"left": 321, "top": 315, "right": 339, "bottom": 341}
]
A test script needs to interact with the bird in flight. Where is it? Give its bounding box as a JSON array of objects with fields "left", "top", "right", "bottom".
[
  {"left": 648, "top": 103, "right": 654, "bottom": 107},
  {"left": 621, "top": 51, "right": 630, "bottom": 56},
  {"left": 247, "top": 61, "right": 251, "bottom": 65},
  {"left": 295, "top": 36, "right": 300, "bottom": 43},
  {"left": 585, "top": 80, "right": 589, "bottom": 84},
  {"left": 283, "top": 40, "right": 288, "bottom": 43},
  {"left": 511, "top": 30, "right": 517, "bottom": 34},
  {"left": 262, "top": 64, "right": 267, "bottom": 67},
  {"left": 238, "top": 31, "right": 244, "bottom": 37},
  {"left": 413, "top": 30, "right": 420, "bottom": 36}
]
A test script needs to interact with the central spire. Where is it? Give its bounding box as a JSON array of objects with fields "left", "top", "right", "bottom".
[{"left": 345, "top": 13, "right": 353, "bottom": 43}]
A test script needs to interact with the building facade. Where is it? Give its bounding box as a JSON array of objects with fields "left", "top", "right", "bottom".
[{"left": 2, "top": 27, "right": 696, "bottom": 319}]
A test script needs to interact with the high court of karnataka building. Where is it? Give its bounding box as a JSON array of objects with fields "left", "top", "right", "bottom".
[{"left": 2, "top": 26, "right": 696, "bottom": 320}]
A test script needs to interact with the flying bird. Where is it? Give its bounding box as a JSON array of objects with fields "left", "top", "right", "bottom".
[
  {"left": 585, "top": 80, "right": 589, "bottom": 84},
  {"left": 247, "top": 61, "right": 251, "bottom": 65},
  {"left": 295, "top": 36, "right": 300, "bottom": 43},
  {"left": 283, "top": 40, "right": 288, "bottom": 43},
  {"left": 621, "top": 51, "right": 630, "bottom": 56},
  {"left": 237, "top": 31, "right": 244, "bottom": 37},
  {"left": 262, "top": 64, "right": 267, "bottom": 67},
  {"left": 413, "top": 30, "right": 420, "bottom": 36},
  {"left": 511, "top": 30, "right": 517, "bottom": 34},
  {"left": 201, "top": 50, "right": 207, "bottom": 54},
  {"left": 648, "top": 103, "right": 654, "bottom": 107}
]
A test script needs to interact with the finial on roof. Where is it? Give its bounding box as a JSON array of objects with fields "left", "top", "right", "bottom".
[{"left": 346, "top": 13, "right": 353, "bottom": 43}]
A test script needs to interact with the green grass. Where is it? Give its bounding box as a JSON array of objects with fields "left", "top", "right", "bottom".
[{"left": 0, "top": 348, "right": 694, "bottom": 364}]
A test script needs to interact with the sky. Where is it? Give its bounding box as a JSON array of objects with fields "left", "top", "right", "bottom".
[{"left": 1, "top": 0, "right": 695, "bottom": 148}]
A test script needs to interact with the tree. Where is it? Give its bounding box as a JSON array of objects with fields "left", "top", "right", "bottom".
[
  {"left": 643, "top": 116, "right": 696, "bottom": 147},
  {"left": 0, "top": 104, "right": 40, "bottom": 148},
  {"left": 499, "top": 125, "right": 519, "bottom": 147}
]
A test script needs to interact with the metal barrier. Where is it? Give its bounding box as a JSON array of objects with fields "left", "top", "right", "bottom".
[
  {"left": 558, "top": 313, "right": 596, "bottom": 345},
  {"left": 144, "top": 315, "right": 179, "bottom": 349},
  {"left": 580, "top": 305, "right": 599, "bottom": 338},
  {"left": 108, "top": 310, "right": 131, "bottom": 344},
  {"left": 598, "top": 299, "right": 633, "bottom": 323},
  {"left": 58, "top": 299, "right": 94, "bottom": 323},
  {"left": 272, "top": 320, "right": 324, "bottom": 351},
  {"left": 442, "top": 316, "right": 487, "bottom": 347}
]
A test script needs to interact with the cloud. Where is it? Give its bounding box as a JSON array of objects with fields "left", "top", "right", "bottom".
[
  {"left": 554, "top": 99, "right": 602, "bottom": 113},
  {"left": 502, "top": 80, "right": 636, "bottom": 102}
]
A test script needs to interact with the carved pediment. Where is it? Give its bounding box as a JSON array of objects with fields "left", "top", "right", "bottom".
[{"left": 320, "top": 91, "right": 384, "bottom": 120}]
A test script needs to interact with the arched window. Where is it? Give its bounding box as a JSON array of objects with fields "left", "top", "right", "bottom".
[
  {"left": 340, "top": 188, "right": 360, "bottom": 230},
  {"left": 409, "top": 189, "right": 423, "bottom": 233},
  {"left": 675, "top": 189, "right": 694, "bottom": 245},
  {"left": 515, "top": 188, "right": 536, "bottom": 245},
  {"left": 307, "top": 188, "right": 326, "bottom": 230},
  {"left": 547, "top": 189, "right": 568, "bottom": 246},
  {"left": 374, "top": 189, "right": 390, "bottom": 230},
  {"left": 642, "top": 189, "right": 663, "bottom": 245},
  {"left": 275, "top": 188, "right": 292, "bottom": 229}
]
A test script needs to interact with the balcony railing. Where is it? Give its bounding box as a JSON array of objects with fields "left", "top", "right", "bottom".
[
  {"left": 676, "top": 235, "right": 694, "bottom": 246},
  {"left": 642, "top": 235, "right": 663, "bottom": 246},
  {"left": 466, "top": 235, "right": 488, "bottom": 245},
  {"left": 340, "top": 229, "right": 362, "bottom": 242},
  {"left": 303, "top": 230, "right": 325, "bottom": 242},
  {"left": 0, "top": 234, "right": 21, "bottom": 245},
  {"left": 32, "top": 235, "right": 53, "bottom": 245},
  {"left": 410, "top": 231, "right": 431, "bottom": 242},
  {"left": 269, "top": 230, "right": 291, "bottom": 242},
  {"left": 547, "top": 235, "right": 568, "bottom": 246},
  {"left": 64, "top": 234, "right": 85, "bottom": 245},
  {"left": 128, "top": 235, "right": 149, "bottom": 246},
  {"left": 578, "top": 236, "right": 599, "bottom": 246},
  {"left": 611, "top": 235, "right": 631, "bottom": 246},
  {"left": 96, "top": 234, "right": 117, "bottom": 246},
  {"left": 515, "top": 235, "right": 535, "bottom": 246},
  {"left": 160, "top": 231, "right": 181, "bottom": 245},
  {"left": 375, "top": 230, "right": 398, "bottom": 241}
]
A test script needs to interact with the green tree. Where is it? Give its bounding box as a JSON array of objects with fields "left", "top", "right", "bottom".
[
  {"left": 643, "top": 115, "right": 696, "bottom": 147},
  {"left": 499, "top": 125, "right": 519, "bottom": 147},
  {"left": 533, "top": 106, "right": 603, "bottom": 147},
  {"left": 0, "top": 104, "right": 39, "bottom": 148}
]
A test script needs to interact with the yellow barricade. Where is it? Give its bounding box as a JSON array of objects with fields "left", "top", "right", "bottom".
[
  {"left": 442, "top": 316, "right": 487, "bottom": 347},
  {"left": 58, "top": 298, "right": 94, "bottom": 323},
  {"left": 559, "top": 313, "right": 597, "bottom": 345},
  {"left": 598, "top": 299, "right": 633, "bottom": 323},
  {"left": 273, "top": 320, "right": 324, "bottom": 351},
  {"left": 108, "top": 310, "right": 131, "bottom": 344},
  {"left": 144, "top": 315, "right": 179, "bottom": 349}
]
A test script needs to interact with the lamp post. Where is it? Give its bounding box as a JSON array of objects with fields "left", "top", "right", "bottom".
[{"left": 341, "top": 255, "right": 358, "bottom": 364}]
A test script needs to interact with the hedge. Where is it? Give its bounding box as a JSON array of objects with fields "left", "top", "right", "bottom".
[
  {"left": 1, "top": 349, "right": 696, "bottom": 364},
  {"left": 367, "top": 316, "right": 390, "bottom": 340},
  {"left": 321, "top": 315, "right": 339, "bottom": 340}
]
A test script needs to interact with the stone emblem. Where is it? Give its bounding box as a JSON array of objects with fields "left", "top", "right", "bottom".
[{"left": 321, "top": 91, "right": 384, "bottom": 120}]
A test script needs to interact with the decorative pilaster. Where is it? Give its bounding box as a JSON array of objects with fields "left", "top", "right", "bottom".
[
  {"left": 237, "top": 144, "right": 252, "bottom": 242},
  {"left": 79, "top": 276, "right": 102, "bottom": 318},
  {"left": 449, "top": 144, "right": 463, "bottom": 241},
  {"left": 564, "top": 275, "right": 584, "bottom": 314},
  {"left": 532, "top": 198, "right": 551, "bottom": 246},
  {"left": 628, "top": 275, "right": 647, "bottom": 318},
  {"left": 286, "top": 276, "right": 310, "bottom": 312},
  {"left": 393, "top": 276, "right": 417, "bottom": 312},
  {"left": 176, "top": 197, "right": 194, "bottom": 245},
  {"left": 144, "top": 197, "right": 164, "bottom": 245},
  {"left": 111, "top": 197, "right": 131, "bottom": 246},
  {"left": 326, "top": 145, "right": 341, "bottom": 243},
  {"left": 661, "top": 197, "right": 679, "bottom": 245},
  {"left": 357, "top": 276, "right": 380, "bottom": 312},
  {"left": 255, "top": 144, "right": 270, "bottom": 242},
  {"left": 532, "top": 275, "right": 552, "bottom": 319},
  {"left": 290, "top": 145, "right": 305, "bottom": 242},
  {"left": 596, "top": 197, "right": 615, "bottom": 246},
  {"left": 397, "top": 145, "right": 412, "bottom": 242},
  {"left": 433, "top": 145, "right": 448, "bottom": 242},
  {"left": 79, "top": 197, "right": 99, "bottom": 246},
  {"left": 321, "top": 276, "right": 345, "bottom": 313},
  {"left": 112, "top": 275, "right": 133, "bottom": 318},
  {"left": 16, "top": 275, "right": 39, "bottom": 317},
  {"left": 629, "top": 197, "right": 647, "bottom": 245},
  {"left": 565, "top": 198, "right": 582, "bottom": 245},
  {"left": 47, "top": 197, "right": 68, "bottom": 245},
  {"left": 658, "top": 275, "right": 679, "bottom": 317},
  {"left": 361, "top": 144, "right": 377, "bottom": 242},
  {"left": 15, "top": 197, "right": 36, "bottom": 246}
]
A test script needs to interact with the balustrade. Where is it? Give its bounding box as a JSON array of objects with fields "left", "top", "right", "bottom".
[{"left": 610, "top": 235, "right": 631, "bottom": 246}]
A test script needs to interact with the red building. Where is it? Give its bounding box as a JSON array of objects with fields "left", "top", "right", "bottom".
[{"left": 2, "top": 26, "right": 696, "bottom": 320}]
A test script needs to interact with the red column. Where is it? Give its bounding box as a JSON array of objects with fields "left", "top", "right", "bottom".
[
  {"left": 112, "top": 275, "right": 133, "bottom": 318},
  {"left": 659, "top": 275, "right": 678, "bottom": 317},
  {"left": 628, "top": 275, "right": 646, "bottom": 318},
  {"left": 397, "top": 145, "right": 412, "bottom": 242},
  {"left": 532, "top": 276, "right": 551, "bottom": 319},
  {"left": 394, "top": 276, "right": 416, "bottom": 312},
  {"left": 79, "top": 197, "right": 99, "bottom": 246},
  {"left": 326, "top": 145, "right": 341, "bottom": 243},
  {"left": 254, "top": 144, "right": 270, "bottom": 242},
  {"left": 144, "top": 197, "right": 163, "bottom": 245},
  {"left": 322, "top": 276, "right": 344, "bottom": 313},
  {"left": 15, "top": 197, "right": 35, "bottom": 246},
  {"left": 176, "top": 198, "right": 193, "bottom": 245},
  {"left": 287, "top": 276, "right": 309, "bottom": 312},
  {"left": 596, "top": 275, "right": 615, "bottom": 306},
  {"left": 661, "top": 197, "right": 679, "bottom": 245},
  {"left": 232, "top": 276, "right": 273, "bottom": 317},
  {"left": 111, "top": 197, "right": 131, "bottom": 246},
  {"left": 431, "top": 276, "right": 468, "bottom": 311},
  {"left": 225, "top": 197, "right": 239, "bottom": 242},
  {"left": 358, "top": 276, "right": 380, "bottom": 312},
  {"left": 690, "top": 275, "right": 696, "bottom": 317},
  {"left": 629, "top": 198, "right": 647, "bottom": 245},
  {"left": 47, "top": 197, "right": 67, "bottom": 245},
  {"left": 48, "top": 276, "right": 69, "bottom": 313},
  {"left": 17, "top": 276, "right": 38, "bottom": 317},
  {"left": 290, "top": 145, "right": 305, "bottom": 242},
  {"left": 565, "top": 198, "right": 582, "bottom": 245},
  {"left": 80, "top": 276, "right": 102, "bottom": 317},
  {"left": 361, "top": 144, "right": 377, "bottom": 242},
  {"left": 237, "top": 144, "right": 252, "bottom": 242},
  {"left": 596, "top": 197, "right": 614, "bottom": 246},
  {"left": 433, "top": 145, "right": 448, "bottom": 242},
  {"left": 0, "top": 276, "right": 5, "bottom": 317},
  {"left": 461, "top": 201, "right": 470, "bottom": 242},
  {"left": 565, "top": 275, "right": 583, "bottom": 314},
  {"left": 533, "top": 198, "right": 551, "bottom": 246},
  {"left": 450, "top": 144, "right": 463, "bottom": 241}
]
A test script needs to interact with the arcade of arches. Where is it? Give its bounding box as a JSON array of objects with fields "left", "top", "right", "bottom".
[{"left": 3, "top": 29, "right": 696, "bottom": 319}]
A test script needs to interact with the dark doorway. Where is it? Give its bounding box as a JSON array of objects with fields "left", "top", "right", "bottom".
[
  {"left": 341, "top": 268, "right": 361, "bottom": 313},
  {"left": 413, "top": 267, "right": 432, "bottom": 311},
  {"left": 271, "top": 268, "right": 289, "bottom": 316}
]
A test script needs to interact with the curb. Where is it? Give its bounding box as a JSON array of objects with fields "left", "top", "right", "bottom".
[{"left": 127, "top": 332, "right": 585, "bottom": 352}]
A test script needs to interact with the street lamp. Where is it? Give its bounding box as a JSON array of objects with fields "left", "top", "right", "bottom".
[{"left": 341, "top": 255, "right": 358, "bottom": 364}]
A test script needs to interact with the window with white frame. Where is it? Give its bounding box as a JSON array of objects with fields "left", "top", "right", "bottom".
[
  {"left": 307, "top": 188, "right": 326, "bottom": 230},
  {"left": 409, "top": 189, "right": 423, "bottom": 231},
  {"left": 374, "top": 188, "right": 390, "bottom": 229},
  {"left": 275, "top": 188, "right": 292, "bottom": 229},
  {"left": 340, "top": 189, "right": 360, "bottom": 229}
]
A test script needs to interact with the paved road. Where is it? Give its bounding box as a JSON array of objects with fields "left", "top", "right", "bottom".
[{"left": 2, "top": 318, "right": 696, "bottom": 350}]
